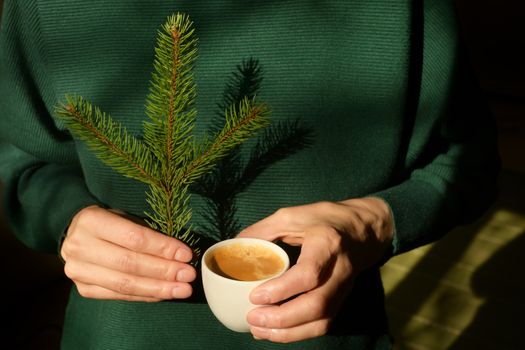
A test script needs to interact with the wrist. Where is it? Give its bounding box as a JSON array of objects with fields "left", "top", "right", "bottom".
[
  {"left": 341, "top": 197, "right": 393, "bottom": 239},
  {"left": 338, "top": 197, "right": 394, "bottom": 269}
]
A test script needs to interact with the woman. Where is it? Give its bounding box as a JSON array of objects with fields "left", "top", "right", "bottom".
[{"left": 0, "top": 1, "right": 499, "bottom": 349}]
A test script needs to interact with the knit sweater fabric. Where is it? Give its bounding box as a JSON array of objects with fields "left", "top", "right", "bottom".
[{"left": 0, "top": 1, "right": 499, "bottom": 349}]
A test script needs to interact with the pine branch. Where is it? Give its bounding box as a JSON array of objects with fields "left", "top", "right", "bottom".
[
  {"left": 143, "top": 13, "right": 197, "bottom": 173},
  {"left": 193, "top": 119, "right": 313, "bottom": 239},
  {"left": 55, "top": 95, "right": 160, "bottom": 186},
  {"left": 142, "top": 13, "right": 198, "bottom": 237},
  {"left": 144, "top": 183, "right": 200, "bottom": 250},
  {"left": 180, "top": 97, "right": 270, "bottom": 186},
  {"left": 55, "top": 14, "right": 271, "bottom": 254}
]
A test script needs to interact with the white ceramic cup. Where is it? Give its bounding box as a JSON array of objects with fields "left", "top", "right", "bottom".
[{"left": 201, "top": 238, "right": 290, "bottom": 332}]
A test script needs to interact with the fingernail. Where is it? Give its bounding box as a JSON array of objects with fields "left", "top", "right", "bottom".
[
  {"left": 172, "top": 286, "right": 181, "bottom": 298},
  {"left": 251, "top": 327, "right": 269, "bottom": 340},
  {"left": 172, "top": 285, "right": 190, "bottom": 299},
  {"left": 175, "top": 248, "right": 191, "bottom": 262},
  {"left": 249, "top": 310, "right": 267, "bottom": 327},
  {"left": 251, "top": 290, "right": 271, "bottom": 304},
  {"left": 177, "top": 269, "right": 189, "bottom": 282}
]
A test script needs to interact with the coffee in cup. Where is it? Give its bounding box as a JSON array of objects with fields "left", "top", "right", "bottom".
[
  {"left": 206, "top": 242, "right": 285, "bottom": 281},
  {"left": 201, "top": 238, "right": 290, "bottom": 332}
]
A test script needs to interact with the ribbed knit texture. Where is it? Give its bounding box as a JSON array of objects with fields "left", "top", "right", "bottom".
[{"left": 0, "top": 1, "right": 499, "bottom": 349}]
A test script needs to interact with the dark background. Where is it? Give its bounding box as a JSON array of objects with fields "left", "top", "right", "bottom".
[{"left": 1, "top": 1, "right": 524, "bottom": 348}]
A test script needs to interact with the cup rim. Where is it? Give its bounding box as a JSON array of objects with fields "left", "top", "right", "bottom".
[{"left": 201, "top": 237, "right": 290, "bottom": 284}]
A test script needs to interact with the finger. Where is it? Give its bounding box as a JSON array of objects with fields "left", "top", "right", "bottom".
[
  {"left": 280, "top": 234, "right": 305, "bottom": 246},
  {"left": 239, "top": 229, "right": 304, "bottom": 244},
  {"left": 113, "top": 226, "right": 193, "bottom": 262},
  {"left": 237, "top": 221, "right": 290, "bottom": 241},
  {"left": 250, "top": 229, "right": 334, "bottom": 304},
  {"left": 238, "top": 218, "right": 305, "bottom": 245},
  {"left": 64, "top": 260, "right": 193, "bottom": 299},
  {"left": 250, "top": 260, "right": 325, "bottom": 305},
  {"left": 248, "top": 262, "right": 354, "bottom": 343},
  {"left": 249, "top": 259, "right": 354, "bottom": 329},
  {"left": 64, "top": 235, "right": 196, "bottom": 282},
  {"left": 250, "top": 318, "right": 330, "bottom": 343},
  {"left": 247, "top": 291, "right": 328, "bottom": 329},
  {"left": 238, "top": 208, "right": 305, "bottom": 241},
  {"left": 80, "top": 207, "right": 193, "bottom": 262},
  {"left": 239, "top": 202, "right": 348, "bottom": 241},
  {"left": 75, "top": 282, "right": 163, "bottom": 302}
]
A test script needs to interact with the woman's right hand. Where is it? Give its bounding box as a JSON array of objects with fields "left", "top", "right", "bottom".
[{"left": 60, "top": 206, "right": 196, "bottom": 302}]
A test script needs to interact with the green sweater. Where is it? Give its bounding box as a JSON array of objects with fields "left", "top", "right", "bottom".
[{"left": 0, "top": 1, "right": 499, "bottom": 349}]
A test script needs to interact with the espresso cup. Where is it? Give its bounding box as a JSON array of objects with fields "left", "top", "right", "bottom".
[{"left": 201, "top": 238, "right": 290, "bottom": 332}]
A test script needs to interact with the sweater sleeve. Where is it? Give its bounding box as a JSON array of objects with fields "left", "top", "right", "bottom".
[
  {"left": 0, "top": 2, "right": 99, "bottom": 254},
  {"left": 373, "top": 0, "right": 500, "bottom": 256}
]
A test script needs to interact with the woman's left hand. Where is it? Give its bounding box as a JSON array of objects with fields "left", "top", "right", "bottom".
[{"left": 237, "top": 197, "right": 394, "bottom": 343}]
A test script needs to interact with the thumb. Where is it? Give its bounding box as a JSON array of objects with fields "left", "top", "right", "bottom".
[
  {"left": 237, "top": 213, "right": 289, "bottom": 241},
  {"left": 237, "top": 209, "right": 305, "bottom": 244},
  {"left": 238, "top": 224, "right": 305, "bottom": 247},
  {"left": 237, "top": 224, "right": 277, "bottom": 240}
]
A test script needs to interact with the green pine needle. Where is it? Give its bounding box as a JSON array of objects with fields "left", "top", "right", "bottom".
[
  {"left": 181, "top": 97, "right": 270, "bottom": 186},
  {"left": 55, "top": 95, "right": 160, "bottom": 186},
  {"left": 54, "top": 13, "right": 270, "bottom": 255}
]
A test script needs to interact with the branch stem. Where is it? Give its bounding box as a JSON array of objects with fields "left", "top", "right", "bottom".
[{"left": 65, "top": 104, "right": 160, "bottom": 187}]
